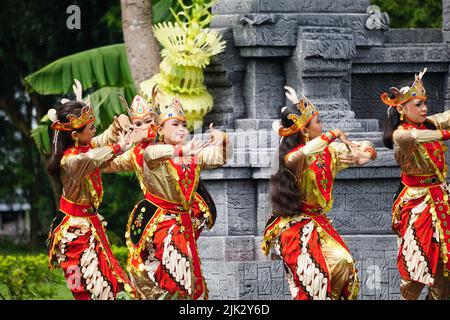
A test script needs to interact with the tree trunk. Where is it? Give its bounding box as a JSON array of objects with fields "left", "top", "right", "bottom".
[
  {"left": 121, "top": 0, "right": 160, "bottom": 87},
  {"left": 30, "top": 93, "right": 62, "bottom": 207}
]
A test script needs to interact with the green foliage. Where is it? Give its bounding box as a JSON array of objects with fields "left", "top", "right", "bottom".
[
  {"left": 111, "top": 245, "right": 129, "bottom": 270},
  {"left": 0, "top": 245, "right": 129, "bottom": 300},
  {"left": 154, "top": 0, "right": 181, "bottom": 23},
  {"left": 25, "top": 44, "right": 135, "bottom": 96},
  {"left": 24, "top": 44, "right": 135, "bottom": 154},
  {"left": 372, "top": 0, "right": 442, "bottom": 28},
  {"left": 0, "top": 0, "right": 130, "bottom": 249},
  {"left": 30, "top": 116, "right": 52, "bottom": 155},
  {"left": 24, "top": 0, "right": 192, "bottom": 155},
  {"left": 101, "top": 173, "right": 143, "bottom": 240},
  {"left": 0, "top": 254, "right": 65, "bottom": 299}
]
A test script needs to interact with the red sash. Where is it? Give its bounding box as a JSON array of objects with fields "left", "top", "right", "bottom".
[
  {"left": 59, "top": 197, "right": 97, "bottom": 217},
  {"left": 299, "top": 202, "right": 350, "bottom": 252},
  {"left": 144, "top": 193, "right": 186, "bottom": 213},
  {"left": 401, "top": 174, "right": 441, "bottom": 188}
]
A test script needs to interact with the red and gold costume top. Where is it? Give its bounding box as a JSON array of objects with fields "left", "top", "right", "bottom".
[
  {"left": 262, "top": 131, "right": 376, "bottom": 255},
  {"left": 393, "top": 112, "right": 450, "bottom": 179},
  {"left": 59, "top": 118, "right": 124, "bottom": 208},
  {"left": 391, "top": 112, "right": 450, "bottom": 282},
  {"left": 284, "top": 131, "right": 375, "bottom": 212},
  {"left": 102, "top": 132, "right": 231, "bottom": 210}
]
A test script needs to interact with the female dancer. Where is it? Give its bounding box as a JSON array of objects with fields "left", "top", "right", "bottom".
[
  {"left": 382, "top": 68, "right": 450, "bottom": 300},
  {"left": 104, "top": 87, "right": 230, "bottom": 299},
  {"left": 47, "top": 80, "right": 135, "bottom": 300},
  {"left": 262, "top": 86, "right": 377, "bottom": 300}
]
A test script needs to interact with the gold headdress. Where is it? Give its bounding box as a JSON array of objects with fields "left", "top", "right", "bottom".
[
  {"left": 48, "top": 79, "right": 95, "bottom": 131},
  {"left": 381, "top": 68, "right": 427, "bottom": 107},
  {"left": 119, "top": 94, "right": 156, "bottom": 122},
  {"left": 273, "top": 86, "right": 319, "bottom": 137},
  {"left": 152, "top": 85, "right": 186, "bottom": 126}
]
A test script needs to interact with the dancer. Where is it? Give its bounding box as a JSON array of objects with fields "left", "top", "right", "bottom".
[
  {"left": 382, "top": 68, "right": 450, "bottom": 300},
  {"left": 105, "top": 88, "right": 230, "bottom": 299},
  {"left": 262, "top": 86, "right": 377, "bottom": 300},
  {"left": 47, "top": 80, "right": 135, "bottom": 300}
]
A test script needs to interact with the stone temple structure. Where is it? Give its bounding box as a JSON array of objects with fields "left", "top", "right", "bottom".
[{"left": 195, "top": 0, "right": 450, "bottom": 300}]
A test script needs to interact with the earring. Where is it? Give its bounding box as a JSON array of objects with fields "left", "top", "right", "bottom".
[
  {"left": 304, "top": 133, "right": 310, "bottom": 143},
  {"left": 400, "top": 113, "right": 404, "bottom": 121},
  {"left": 74, "top": 136, "right": 79, "bottom": 147},
  {"left": 158, "top": 133, "right": 164, "bottom": 143}
]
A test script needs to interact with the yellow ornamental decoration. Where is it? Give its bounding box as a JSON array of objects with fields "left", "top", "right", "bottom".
[{"left": 140, "top": 0, "right": 226, "bottom": 131}]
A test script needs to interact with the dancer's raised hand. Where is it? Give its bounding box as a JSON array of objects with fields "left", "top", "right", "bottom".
[
  {"left": 333, "top": 128, "right": 358, "bottom": 151},
  {"left": 207, "top": 123, "right": 226, "bottom": 146},
  {"left": 117, "top": 130, "right": 133, "bottom": 153},
  {"left": 181, "top": 136, "right": 210, "bottom": 156},
  {"left": 115, "top": 114, "right": 132, "bottom": 132}
]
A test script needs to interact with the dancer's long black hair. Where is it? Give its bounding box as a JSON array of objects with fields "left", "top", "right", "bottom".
[
  {"left": 196, "top": 179, "right": 217, "bottom": 226},
  {"left": 270, "top": 104, "right": 308, "bottom": 217},
  {"left": 383, "top": 80, "right": 436, "bottom": 149},
  {"left": 47, "top": 101, "right": 88, "bottom": 178}
]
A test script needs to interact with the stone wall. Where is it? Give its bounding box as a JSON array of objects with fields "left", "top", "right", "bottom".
[
  {"left": 197, "top": 147, "right": 440, "bottom": 300},
  {"left": 192, "top": 0, "right": 450, "bottom": 300},
  {"left": 351, "top": 72, "right": 446, "bottom": 130}
]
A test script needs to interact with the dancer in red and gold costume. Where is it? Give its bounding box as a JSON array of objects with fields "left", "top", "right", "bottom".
[
  {"left": 262, "top": 86, "right": 377, "bottom": 300},
  {"left": 46, "top": 80, "right": 135, "bottom": 300},
  {"left": 382, "top": 68, "right": 450, "bottom": 299},
  {"left": 104, "top": 88, "right": 230, "bottom": 299}
]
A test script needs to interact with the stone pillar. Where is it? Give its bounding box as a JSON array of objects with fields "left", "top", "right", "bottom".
[
  {"left": 443, "top": 0, "right": 450, "bottom": 111},
  {"left": 444, "top": 0, "right": 450, "bottom": 42},
  {"left": 285, "top": 26, "right": 363, "bottom": 131},
  {"left": 204, "top": 29, "right": 247, "bottom": 129}
]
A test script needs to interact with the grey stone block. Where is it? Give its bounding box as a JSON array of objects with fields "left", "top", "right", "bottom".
[
  {"left": 197, "top": 237, "right": 225, "bottom": 261},
  {"left": 240, "top": 279, "right": 258, "bottom": 299},
  {"left": 227, "top": 181, "right": 257, "bottom": 235},
  {"left": 329, "top": 210, "right": 391, "bottom": 234},
  {"left": 257, "top": 267, "right": 272, "bottom": 295},
  {"left": 345, "top": 193, "right": 381, "bottom": 211},
  {"left": 226, "top": 236, "right": 256, "bottom": 261},
  {"left": 271, "top": 278, "right": 286, "bottom": 299}
]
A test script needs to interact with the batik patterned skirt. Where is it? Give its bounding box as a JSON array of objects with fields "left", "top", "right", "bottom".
[
  {"left": 393, "top": 174, "right": 450, "bottom": 285},
  {"left": 48, "top": 199, "right": 134, "bottom": 300},
  {"left": 125, "top": 193, "right": 213, "bottom": 300},
  {"left": 263, "top": 206, "right": 359, "bottom": 300}
]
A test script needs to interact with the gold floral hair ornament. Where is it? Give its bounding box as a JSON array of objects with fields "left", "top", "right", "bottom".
[
  {"left": 275, "top": 86, "right": 319, "bottom": 137},
  {"left": 48, "top": 79, "right": 95, "bottom": 131},
  {"left": 119, "top": 94, "right": 157, "bottom": 122},
  {"left": 151, "top": 85, "right": 187, "bottom": 126},
  {"left": 381, "top": 68, "right": 428, "bottom": 107}
]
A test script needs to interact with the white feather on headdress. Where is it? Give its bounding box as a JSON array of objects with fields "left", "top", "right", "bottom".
[
  {"left": 47, "top": 108, "right": 58, "bottom": 123},
  {"left": 60, "top": 78, "right": 89, "bottom": 105},
  {"left": 73, "top": 79, "right": 83, "bottom": 101},
  {"left": 418, "top": 67, "right": 427, "bottom": 80},
  {"left": 272, "top": 120, "right": 282, "bottom": 133},
  {"left": 284, "top": 86, "right": 299, "bottom": 104},
  {"left": 387, "top": 106, "right": 393, "bottom": 117}
]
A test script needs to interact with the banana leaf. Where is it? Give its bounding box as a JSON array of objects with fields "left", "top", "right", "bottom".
[
  {"left": 25, "top": 44, "right": 136, "bottom": 154},
  {"left": 24, "top": 44, "right": 135, "bottom": 96},
  {"left": 30, "top": 115, "right": 52, "bottom": 155}
]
